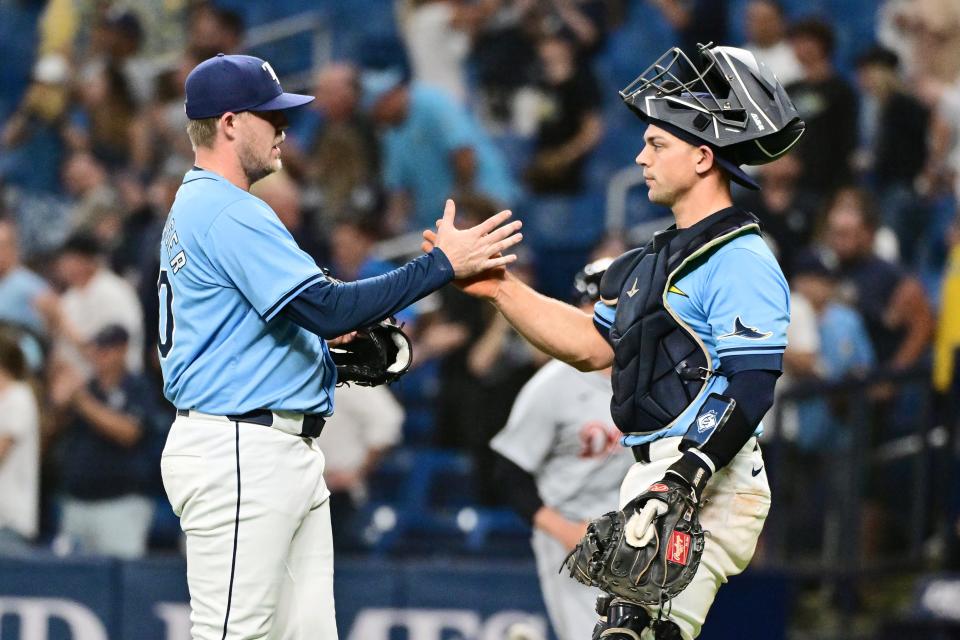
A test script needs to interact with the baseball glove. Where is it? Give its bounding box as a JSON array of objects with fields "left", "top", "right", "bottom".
[
  {"left": 330, "top": 318, "right": 412, "bottom": 387},
  {"left": 564, "top": 476, "right": 705, "bottom": 606}
]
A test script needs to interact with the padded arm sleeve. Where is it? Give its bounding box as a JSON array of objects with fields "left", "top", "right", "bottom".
[{"left": 698, "top": 368, "right": 779, "bottom": 470}]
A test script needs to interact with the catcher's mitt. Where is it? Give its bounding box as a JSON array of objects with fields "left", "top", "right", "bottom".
[
  {"left": 330, "top": 318, "right": 412, "bottom": 387},
  {"left": 564, "top": 477, "right": 704, "bottom": 606}
]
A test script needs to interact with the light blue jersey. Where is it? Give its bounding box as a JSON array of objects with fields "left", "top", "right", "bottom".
[
  {"left": 594, "top": 232, "right": 790, "bottom": 446},
  {"left": 158, "top": 168, "right": 334, "bottom": 416}
]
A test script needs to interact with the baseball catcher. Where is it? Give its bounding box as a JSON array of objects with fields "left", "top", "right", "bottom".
[{"left": 425, "top": 41, "right": 803, "bottom": 639}]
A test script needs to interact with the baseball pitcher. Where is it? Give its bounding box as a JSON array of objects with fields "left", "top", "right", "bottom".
[{"left": 157, "top": 53, "right": 522, "bottom": 640}]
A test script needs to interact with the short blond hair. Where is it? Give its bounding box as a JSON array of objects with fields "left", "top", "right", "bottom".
[{"left": 186, "top": 117, "right": 219, "bottom": 149}]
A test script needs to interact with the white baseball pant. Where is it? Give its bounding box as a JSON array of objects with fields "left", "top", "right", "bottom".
[
  {"left": 618, "top": 437, "right": 771, "bottom": 640},
  {"left": 161, "top": 412, "right": 338, "bottom": 640}
]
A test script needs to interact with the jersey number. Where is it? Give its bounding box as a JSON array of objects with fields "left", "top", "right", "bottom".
[{"left": 158, "top": 270, "right": 175, "bottom": 358}]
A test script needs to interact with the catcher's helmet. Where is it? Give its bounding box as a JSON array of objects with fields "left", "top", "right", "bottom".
[
  {"left": 620, "top": 43, "right": 805, "bottom": 169},
  {"left": 573, "top": 257, "right": 614, "bottom": 305}
]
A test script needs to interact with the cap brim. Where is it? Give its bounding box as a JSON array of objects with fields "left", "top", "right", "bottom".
[
  {"left": 252, "top": 92, "right": 315, "bottom": 112},
  {"left": 714, "top": 155, "right": 761, "bottom": 190}
]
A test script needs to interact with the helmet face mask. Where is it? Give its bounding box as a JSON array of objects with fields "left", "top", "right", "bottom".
[{"left": 620, "top": 43, "right": 805, "bottom": 166}]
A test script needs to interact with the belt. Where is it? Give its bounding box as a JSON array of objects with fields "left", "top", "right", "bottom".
[
  {"left": 176, "top": 408, "right": 325, "bottom": 438},
  {"left": 631, "top": 442, "right": 651, "bottom": 463}
]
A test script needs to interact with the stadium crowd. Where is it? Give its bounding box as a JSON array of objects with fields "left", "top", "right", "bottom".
[{"left": 0, "top": 0, "right": 958, "bottom": 585}]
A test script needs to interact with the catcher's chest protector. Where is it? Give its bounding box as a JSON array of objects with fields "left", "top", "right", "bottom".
[{"left": 600, "top": 207, "right": 760, "bottom": 435}]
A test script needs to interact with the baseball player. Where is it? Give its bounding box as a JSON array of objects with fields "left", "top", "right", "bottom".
[
  {"left": 491, "top": 258, "right": 635, "bottom": 640},
  {"left": 157, "top": 53, "right": 522, "bottom": 640},
  {"left": 423, "top": 44, "right": 804, "bottom": 639}
]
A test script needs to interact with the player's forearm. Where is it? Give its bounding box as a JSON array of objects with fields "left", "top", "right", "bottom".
[
  {"left": 283, "top": 249, "right": 454, "bottom": 339},
  {"left": 492, "top": 273, "right": 613, "bottom": 371}
]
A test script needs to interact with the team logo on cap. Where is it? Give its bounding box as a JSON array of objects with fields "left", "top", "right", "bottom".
[{"left": 262, "top": 61, "right": 279, "bottom": 84}]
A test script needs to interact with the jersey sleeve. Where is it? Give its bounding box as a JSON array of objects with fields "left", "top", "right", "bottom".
[
  {"left": 703, "top": 247, "right": 790, "bottom": 375},
  {"left": 593, "top": 299, "right": 616, "bottom": 340},
  {"left": 206, "top": 199, "right": 324, "bottom": 321},
  {"left": 489, "top": 369, "right": 559, "bottom": 473}
]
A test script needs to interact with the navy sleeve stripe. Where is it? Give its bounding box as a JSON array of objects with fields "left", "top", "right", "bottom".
[
  {"left": 720, "top": 353, "right": 783, "bottom": 375},
  {"left": 263, "top": 272, "right": 326, "bottom": 321},
  {"left": 716, "top": 344, "right": 787, "bottom": 353},
  {"left": 594, "top": 313, "right": 613, "bottom": 328}
]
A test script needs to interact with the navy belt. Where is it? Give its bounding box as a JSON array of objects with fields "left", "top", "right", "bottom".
[{"left": 176, "top": 408, "right": 325, "bottom": 438}]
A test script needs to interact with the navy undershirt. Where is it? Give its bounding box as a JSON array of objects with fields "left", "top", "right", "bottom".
[{"left": 281, "top": 248, "right": 454, "bottom": 338}]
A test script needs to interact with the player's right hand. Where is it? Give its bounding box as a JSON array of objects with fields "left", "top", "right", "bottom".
[{"left": 428, "top": 199, "right": 523, "bottom": 280}]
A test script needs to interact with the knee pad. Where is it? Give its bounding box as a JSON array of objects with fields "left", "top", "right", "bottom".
[{"left": 594, "top": 598, "right": 652, "bottom": 640}]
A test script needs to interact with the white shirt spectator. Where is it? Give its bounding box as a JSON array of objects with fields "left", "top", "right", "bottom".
[
  {"left": 399, "top": 0, "right": 471, "bottom": 104},
  {"left": 60, "top": 267, "right": 144, "bottom": 374},
  {"left": 0, "top": 381, "right": 40, "bottom": 540}
]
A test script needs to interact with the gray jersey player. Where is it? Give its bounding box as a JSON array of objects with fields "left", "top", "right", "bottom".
[{"left": 491, "top": 259, "right": 634, "bottom": 640}]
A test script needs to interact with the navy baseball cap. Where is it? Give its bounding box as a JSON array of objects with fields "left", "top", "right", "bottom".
[{"left": 185, "top": 54, "right": 315, "bottom": 119}]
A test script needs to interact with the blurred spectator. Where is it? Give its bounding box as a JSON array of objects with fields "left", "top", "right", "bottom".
[
  {"left": 771, "top": 287, "right": 819, "bottom": 444},
  {"left": 791, "top": 252, "right": 876, "bottom": 450},
  {"left": 54, "top": 234, "right": 144, "bottom": 375},
  {"left": 66, "top": 61, "right": 138, "bottom": 169},
  {"left": 547, "top": 0, "right": 615, "bottom": 56},
  {"left": 786, "top": 18, "right": 859, "bottom": 198},
  {"left": 742, "top": 0, "right": 802, "bottom": 87},
  {"left": 49, "top": 325, "right": 159, "bottom": 558},
  {"left": 0, "top": 334, "right": 40, "bottom": 556},
  {"left": 739, "top": 154, "right": 818, "bottom": 278},
  {"left": 250, "top": 171, "right": 326, "bottom": 264},
  {"left": 62, "top": 152, "right": 121, "bottom": 245},
  {"left": 854, "top": 46, "right": 930, "bottom": 266},
  {"left": 824, "top": 188, "right": 934, "bottom": 370},
  {"left": 0, "top": 218, "right": 57, "bottom": 338},
  {"left": 187, "top": 4, "right": 244, "bottom": 61},
  {"left": 649, "top": 0, "right": 728, "bottom": 60},
  {"left": 397, "top": 0, "right": 472, "bottom": 104},
  {"left": 523, "top": 34, "right": 603, "bottom": 195},
  {"left": 316, "top": 384, "right": 404, "bottom": 551},
  {"left": 0, "top": 52, "right": 71, "bottom": 194},
  {"left": 285, "top": 63, "right": 381, "bottom": 226},
  {"left": 364, "top": 68, "right": 519, "bottom": 233},
  {"left": 79, "top": 8, "right": 153, "bottom": 107},
  {"left": 129, "top": 54, "right": 198, "bottom": 176},
  {"left": 468, "top": 1, "right": 541, "bottom": 130},
  {"left": 901, "top": 0, "right": 960, "bottom": 85}
]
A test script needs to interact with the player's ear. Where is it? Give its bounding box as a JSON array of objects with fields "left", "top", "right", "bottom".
[
  {"left": 694, "top": 144, "right": 715, "bottom": 177},
  {"left": 220, "top": 112, "right": 239, "bottom": 141}
]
